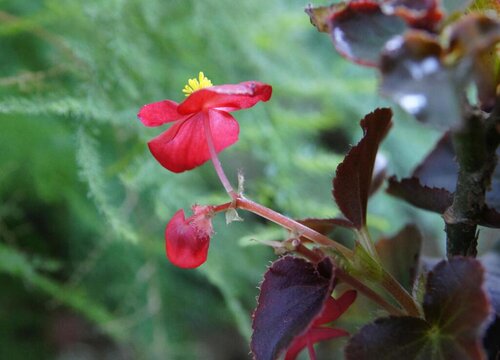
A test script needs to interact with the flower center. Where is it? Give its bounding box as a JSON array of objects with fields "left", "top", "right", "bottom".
[{"left": 182, "top": 72, "right": 213, "bottom": 96}]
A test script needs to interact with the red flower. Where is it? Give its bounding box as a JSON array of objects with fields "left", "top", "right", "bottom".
[
  {"left": 138, "top": 72, "right": 272, "bottom": 173},
  {"left": 165, "top": 205, "right": 214, "bottom": 269},
  {"left": 285, "top": 290, "right": 357, "bottom": 360}
]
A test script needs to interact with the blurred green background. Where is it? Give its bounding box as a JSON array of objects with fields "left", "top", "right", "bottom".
[{"left": 0, "top": 0, "right": 444, "bottom": 359}]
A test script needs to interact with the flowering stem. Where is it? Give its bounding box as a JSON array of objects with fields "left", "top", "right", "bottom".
[
  {"left": 295, "top": 244, "right": 405, "bottom": 316},
  {"left": 236, "top": 196, "right": 354, "bottom": 259},
  {"left": 203, "top": 115, "right": 237, "bottom": 198},
  {"left": 213, "top": 197, "right": 421, "bottom": 316},
  {"left": 335, "top": 269, "right": 405, "bottom": 316}
]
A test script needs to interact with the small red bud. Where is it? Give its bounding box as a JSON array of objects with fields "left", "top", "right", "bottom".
[{"left": 165, "top": 206, "right": 214, "bottom": 269}]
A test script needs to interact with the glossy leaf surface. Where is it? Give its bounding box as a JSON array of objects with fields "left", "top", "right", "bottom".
[{"left": 380, "top": 31, "right": 465, "bottom": 127}]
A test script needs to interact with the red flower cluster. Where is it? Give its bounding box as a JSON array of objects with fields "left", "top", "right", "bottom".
[
  {"left": 138, "top": 73, "right": 272, "bottom": 268},
  {"left": 138, "top": 73, "right": 272, "bottom": 173}
]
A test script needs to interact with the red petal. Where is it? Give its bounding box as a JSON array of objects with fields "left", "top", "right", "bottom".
[
  {"left": 165, "top": 209, "right": 210, "bottom": 269},
  {"left": 177, "top": 81, "right": 272, "bottom": 114},
  {"left": 315, "top": 290, "right": 357, "bottom": 325},
  {"left": 148, "top": 110, "right": 239, "bottom": 173},
  {"left": 284, "top": 327, "right": 349, "bottom": 360},
  {"left": 138, "top": 99, "right": 183, "bottom": 127}
]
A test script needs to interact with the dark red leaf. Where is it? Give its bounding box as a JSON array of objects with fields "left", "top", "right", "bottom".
[
  {"left": 412, "top": 133, "right": 457, "bottom": 191},
  {"left": 483, "top": 315, "right": 500, "bottom": 360},
  {"left": 328, "top": 1, "right": 407, "bottom": 66},
  {"left": 486, "top": 149, "right": 500, "bottom": 212},
  {"left": 333, "top": 108, "right": 393, "bottom": 229},
  {"left": 297, "top": 218, "right": 355, "bottom": 236},
  {"left": 387, "top": 132, "right": 500, "bottom": 227},
  {"left": 423, "top": 258, "right": 490, "bottom": 359},
  {"left": 305, "top": 3, "right": 344, "bottom": 33},
  {"left": 479, "top": 207, "right": 500, "bottom": 228},
  {"left": 481, "top": 252, "right": 500, "bottom": 315},
  {"left": 413, "top": 134, "right": 500, "bottom": 213},
  {"left": 345, "top": 258, "right": 491, "bottom": 359},
  {"left": 386, "top": 176, "right": 453, "bottom": 213},
  {"left": 376, "top": 224, "right": 422, "bottom": 292},
  {"left": 345, "top": 316, "right": 431, "bottom": 359},
  {"left": 251, "top": 257, "right": 336, "bottom": 360},
  {"left": 381, "top": 0, "right": 443, "bottom": 30},
  {"left": 483, "top": 254, "right": 500, "bottom": 360},
  {"left": 379, "top": 31, "right": 466, "bottom": 127}
]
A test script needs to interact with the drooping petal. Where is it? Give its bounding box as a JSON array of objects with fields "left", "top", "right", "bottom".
[
  {"left": 177, "top": 81, "right": 272, "bottom": 114},
  {"left": 138, "top": 99, "right": 183, "bottom": 127},
  {"left": 148, "top": 110, "right": 239, "bottom": 173},
  {"left": 284, "top": 327, "right": 350, "bottom": 360},
  {"left": 314, "top": 290, "right": 358, "bottom": 326},
  {"left": 165, "top": 209, "right": 211, "bottom": 269}
]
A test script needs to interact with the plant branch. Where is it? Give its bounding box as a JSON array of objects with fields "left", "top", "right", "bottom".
[
  {"left": 335, "top": 269, "right": 405, "bottom": 316},
  {"left": 444, "top": 107, "right": 498, "bottom": 257},
  {"left": 295, "top": 245, "right": 405, "bottom": 316},
  {"left": 236, "top": 196, "right": 354, "bottom": 258}
]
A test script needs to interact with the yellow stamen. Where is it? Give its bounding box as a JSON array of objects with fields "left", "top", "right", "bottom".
[{"left": 182, "top": 72, "right": 213, "bottom": 96}]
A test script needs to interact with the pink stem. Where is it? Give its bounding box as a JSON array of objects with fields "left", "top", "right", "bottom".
[
  {"left": 236, "top": 196, "right": 353, "bottom": 258},
  {"left": 211, "top": 198, "right": 417, "bottom": 316},
  {"left": 307, "top": 340, "right": 316, "bottom": 360},
  {"left": 203, "top": 115, "right": 237, "bottom": 198}
]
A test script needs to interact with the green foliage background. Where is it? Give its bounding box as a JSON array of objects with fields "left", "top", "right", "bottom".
[{"left": 0, "top": 0, "right": 441, "bottom": 359}]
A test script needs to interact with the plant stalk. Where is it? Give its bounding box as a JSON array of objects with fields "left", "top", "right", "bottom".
[{"left": 444, "top": 108, "right": 498, "bottom": 257}]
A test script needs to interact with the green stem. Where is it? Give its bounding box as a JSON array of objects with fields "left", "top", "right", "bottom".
[
  {"left": 380, "top": 270, "right": 421, "bottom": 317},
  {"left": 356, "top": 227, "right": 379, "bottom": 260},
  {"left": 335, "top": 269, "right": 405, "bottom": 316}
]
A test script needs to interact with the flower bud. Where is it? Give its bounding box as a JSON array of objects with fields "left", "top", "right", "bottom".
[{"left": 165, "top": 205, "right": 214, "bottom": 269}]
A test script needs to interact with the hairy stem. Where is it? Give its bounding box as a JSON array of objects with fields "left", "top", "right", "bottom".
[
  {"left": 356, "top": 227, "right": 379, "bottom": 260},
  {"left": 236, "top": 196, "right": 353, "bottom": 258},
  {"left": 214, "top": 198, "right": 421, "bottom": 315},
  {"left": 444, "top": 107, "right": 498, "bottom": 257}
]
